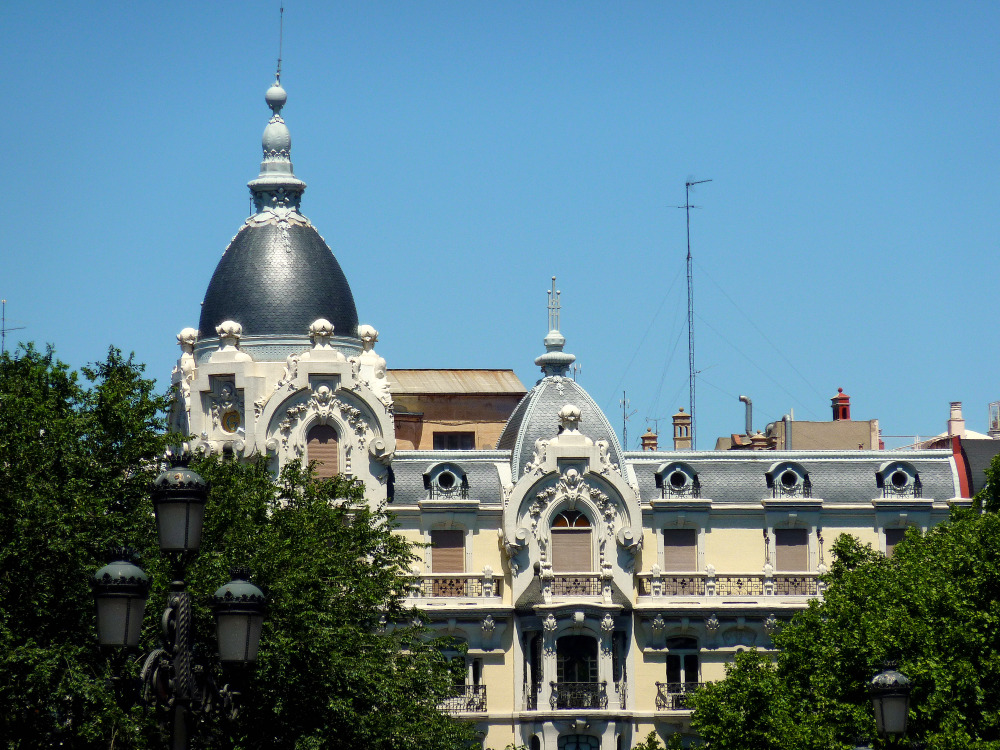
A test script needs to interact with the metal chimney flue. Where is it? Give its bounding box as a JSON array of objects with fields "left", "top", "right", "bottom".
[{"left": 739, "top": 395, "right": 753, "bottom": 436}]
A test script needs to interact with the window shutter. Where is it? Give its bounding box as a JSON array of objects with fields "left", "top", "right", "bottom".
[
  {"left": 431, "top": 530, "right": 465, "bottom": 573},
  {"left": 307, "top": 425, "right": 339, "bottom": 478},
  {"left": 551, "top": 530, "right": 592, "bottom": 572},
  {"left": 662, "top": 529, "right": 697, "bottom": 571},
  {"left": 774, "top": 528, "right": 808, "bottom": 571},
  {"left": 885, "top": 528, "right": 907, "bottom": 556}
]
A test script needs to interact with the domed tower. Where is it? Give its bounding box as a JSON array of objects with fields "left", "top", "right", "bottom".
[{"left": 169, "top": 76, "right": 395, "bottom": 502}]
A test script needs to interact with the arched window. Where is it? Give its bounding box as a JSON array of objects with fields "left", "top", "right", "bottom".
[
  {"left": 550, "top": 510, "right": 592, "bottom": 572},
  {"left": 307, "top": 424, "right": 339, "bottom": 478}
]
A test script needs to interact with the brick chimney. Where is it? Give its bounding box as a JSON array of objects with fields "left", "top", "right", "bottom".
[
  {"left": 641, "top": 428, "right": 658, "bottom": 451},
  {"left": 831, "top": 387, "right": 851, "bottom": 421},
  {"left": 673, "top": 408, "right": 692, "bottom": 450}
]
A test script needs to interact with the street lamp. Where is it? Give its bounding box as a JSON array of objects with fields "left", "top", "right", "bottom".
[
  {"left": 870, "top": 667, "right": 912, "bottom": 739},
  {"left": 93, "top": 457, "right": 265, "bottom": 749}
]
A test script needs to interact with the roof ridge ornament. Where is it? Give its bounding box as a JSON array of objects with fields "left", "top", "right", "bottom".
[{"left": 534, "top": 276, "right": 576, "bottom": 377}]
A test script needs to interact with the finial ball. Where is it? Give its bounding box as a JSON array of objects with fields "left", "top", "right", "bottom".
[{"left": 265, "top": 82, "right": 287, "bottom": 114}]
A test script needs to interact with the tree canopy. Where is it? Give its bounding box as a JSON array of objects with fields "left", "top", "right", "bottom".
[
  {"left": 689, "top": 506, "right": 1000, "bottom": 750},
  {"left": 0, "top": 345, "right": 475, "bottom": 749}
]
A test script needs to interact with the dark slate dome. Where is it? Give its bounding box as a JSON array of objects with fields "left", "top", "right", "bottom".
[{"left": 199, "top": 222, "right": 358, "bottom": 339}]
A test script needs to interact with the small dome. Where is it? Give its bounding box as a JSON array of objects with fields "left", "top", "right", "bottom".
[{"left": 497, "top": 376, "right": 624, "bottom": 476}]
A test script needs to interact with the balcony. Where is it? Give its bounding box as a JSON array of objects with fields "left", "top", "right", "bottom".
[
  {"left": 409, "top": 572, "right": 501, "bottom": 598},
  {"left": 636, "top": 570, "right": 819, "bottom": 598},
  {"left": 550, "top": 681, "right": 607, "bottom": 710},
  {"left": 438, "top": 684, "right": 487, "bottom": 715},
  {"left": 655, "top": 682, "right": 703, "bottom": 710},
  {"left": 550, "top": 574, "right": 602, "bottom": 597}
]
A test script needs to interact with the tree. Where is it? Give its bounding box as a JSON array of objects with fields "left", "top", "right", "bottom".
[
  {"left": 0, "top": 345, "right": 476, "bottom": 749},
  {"left": 688, "top": 510, "right": 1000, "bottom": 749}
]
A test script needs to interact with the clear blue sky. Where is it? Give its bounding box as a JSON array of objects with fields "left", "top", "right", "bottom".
[{"left": 3, "top": 2, "right": 998, "bottom": 449}]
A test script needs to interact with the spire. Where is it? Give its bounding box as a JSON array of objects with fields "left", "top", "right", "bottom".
[
  {"left": 247, "top": 76, "right": 307, "bottom": 214},
  {"left": 534, "top": 276, "right": 576, "bottom": 377}
]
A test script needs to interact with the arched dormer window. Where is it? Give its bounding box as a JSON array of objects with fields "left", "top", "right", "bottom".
[
  {"left": 655, "top": 462, "right": 701, "bottom": 499},
  {"left": 307, "top": 424, "right": 339, "bottom": 479},
  {"left": 876, "top": 462, "right": 922, "bottom": 498},
  {"left": 765, "top": 462, "right": 811, "bottom": 499},
  {"left": 551, "top": 510, "right": 592, "bottom": 572},
  {"left": 423, "top": 463, "right": 470, "bottom": 499}
]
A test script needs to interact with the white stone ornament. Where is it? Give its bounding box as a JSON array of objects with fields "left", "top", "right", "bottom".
[
  {"left": 216, "top": 320, "right": 242, "bottom": 350},
  {"left": 558, "top": 404, "right": 582, "bottom": 433},
  {"left": 350, "top": 324, "right": 392, "bottom": 407},
  {"left": 309, "top": 318, "right": 335, "bottom": 349}
]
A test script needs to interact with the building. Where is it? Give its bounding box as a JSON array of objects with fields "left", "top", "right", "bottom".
[
  {"left": 170, "top": 76, "right": 972, "bottom": 748},
  {"left": 714, "top": 389, "right": 881, "bottom": 451}
]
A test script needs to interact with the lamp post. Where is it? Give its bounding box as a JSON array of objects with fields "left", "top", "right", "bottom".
[
  {"left": 92, "top": 458, "right": 265, "bottom": 749},
  {"left": 864, "top": 666, "right": 913, "bottom": 748}
]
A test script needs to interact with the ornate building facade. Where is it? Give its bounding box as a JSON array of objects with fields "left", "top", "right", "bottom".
[{"left": 171, "top": 77, "right": 970, "bottom": 749}]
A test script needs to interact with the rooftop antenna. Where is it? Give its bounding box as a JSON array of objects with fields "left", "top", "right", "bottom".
[
  {"left": 646, "top": 415, "right": 667, "bottom": 436},
  {"left": 276, "top": 2, "right": 284, "bottom": 83},
  {"left": 677, "top": 178, "right": 711, "bottom": 450},
  {"left": 1, "top": 300, "right": 26, "bottom": 355},
  {"left": 620, "top": 390, "right": 637, "bottom": 450}
]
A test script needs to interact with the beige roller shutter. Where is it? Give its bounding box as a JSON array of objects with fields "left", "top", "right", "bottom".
[
  {"left": 307, "top": 425, "right": 339, "bottom": 478},
  {"left": 431, "top": 530, "right": 465, "bottom": 573},
  {"left": 663, "top": 529, "right": 697, "bottom": 571},
  {"left": 551, "top": 530, "right": 592, "bottom": 572},
  {"left": 775, "top": 529, "right": 808, "bottom": 571}
]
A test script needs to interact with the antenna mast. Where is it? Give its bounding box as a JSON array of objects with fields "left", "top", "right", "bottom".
[
  {"left": 619, "top": 390, "right": 637, "bottom": 450},
  {"left": 1, "top": 300, "right": 26, "bottom": 355},
  {"left": 276, "top": 3, "right": 284, "bottom": 81},
  {"left": 682, "top": 178, "right": 711, "bottom": 450}
]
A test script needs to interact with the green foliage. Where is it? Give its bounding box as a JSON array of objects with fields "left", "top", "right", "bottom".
[
  {"left": 689, "top": 514, "right": 1000, "bottom": 749},
  {"left": 0, "top": 345, "right": 171, "bottom": 747},
  {"left": 975, "top": 452, "right": 1000, "bottom": 513},
  {"left": 0, "top": 345, "right": 476, "bottom": 749},
  {"left": 631, "top": 730, "right": 666, "bottom": 749}
]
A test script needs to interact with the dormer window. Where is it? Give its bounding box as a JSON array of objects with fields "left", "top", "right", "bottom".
[
  {"left": 877, "top": 462, "right": 921, "bottom": 498},
  {"left": 655, "top": 462, "right": 701, "bottom": 498},
  {"left": 423, "top": 463, "right": 470, "bottom": 499},
  {"left": 766, "top": 462, "right": 811, "bottom": 498}
]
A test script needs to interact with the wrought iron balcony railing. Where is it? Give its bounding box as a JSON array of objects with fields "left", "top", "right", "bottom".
[
  {"left": 637, "top": 571, "right": 820, "bottom": 598},
  {"left": 438, "top": 684, "right": 487, "bottom": 714},
  {"left": 408, "top": 572, "right": 501, "bottom": 598},
  {"left": 550, "top": 681, "right": 608, "bottom": 710},
  {"left": 549, "top": 574, "right": 602, "bottom": 597},
  {"left": 655, "top": 682, "right": 704, "bottom": 710}
]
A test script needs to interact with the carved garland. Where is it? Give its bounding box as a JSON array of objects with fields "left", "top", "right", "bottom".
[{"left": 277, "top": 385, "right": 369, "bottom": 457}]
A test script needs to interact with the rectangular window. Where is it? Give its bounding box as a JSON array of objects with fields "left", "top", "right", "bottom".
[
  {"left": 662, "top": 529, "right": 697, "bottom": 571},
  {"left": 431, "top": 530, "right": 465, "bottom": 573},
  {"left": 433, "top": 432, "right": 476, "bottom": 450},
  {"left": 774, "top": 528, "right": 808, "bottom": 571},
  {"left": 884, "top": 528, "right": 907, "bottom": 556}
]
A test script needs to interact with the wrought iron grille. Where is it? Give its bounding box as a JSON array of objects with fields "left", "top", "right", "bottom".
[
  {"left": 550, "top": 575, "right": 601, "bottom": 596},
  {"left": 420, "top": 576, "right": 485, "bottom": 597},
  {"left": 550, "top": 681, "right": 608, "bottom": 710},
  {"left": 661, "top": 484, "right": 701, "bottom": 499},
  {"left": 713, "top": 575, "right": 765, "bottom": 596},
  {"left": 655, "top": 682, "right": 704, "bottom": 710},
  {"left": 438, "top": 684, "right": 487, "bottom": 714},
  {"left": 772, "top": 478, "right": 812, "bottom": 498},
  {"left": 636, "top": 575, "right": 706, "bottom": 596},
  {"left": 882, "top": 477, "right": 922, "bottom": 498},
  {"left": 525, "top": 682, "right": 540, "bottom": 710},
  {"left": 428, "top": 485, "right": 470, "bottom": 500},
  {"left": 772, "top": 575, "right": 818, "bottom": 596}
]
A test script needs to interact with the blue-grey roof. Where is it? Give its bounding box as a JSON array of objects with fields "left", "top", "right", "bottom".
[
  {"left": 199, "top": 221, "right": 358, "bottom": 340},
  {"left": 628, "top": 450, "right": 959, "bottom": 504},
  {"left": 390, "top": 451, "right": 507, "bottom": 506},
  {"left": 497, "top": 376, "right": 624, "bottom": 478}
]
